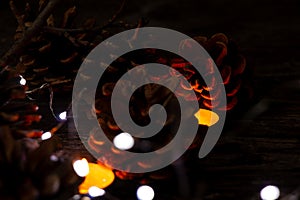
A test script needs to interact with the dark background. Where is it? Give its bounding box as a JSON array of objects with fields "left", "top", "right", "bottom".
[{"left": 1, "top": 0, "right": 300, "bottom": 199}]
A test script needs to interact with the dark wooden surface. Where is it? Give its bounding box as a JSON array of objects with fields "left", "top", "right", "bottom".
[{"left": 1, "top": 0, "right": 300, "bottom": 199}]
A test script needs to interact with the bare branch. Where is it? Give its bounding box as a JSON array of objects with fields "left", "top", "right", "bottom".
[
  {"left": 43, "top": 26, "right": 88, "bottom": 34},
  {"left": 9, "top": 0, "right": 25, "bottom": 31},
  {"left": 0, "top": 0, "right": 61, "bottom": 67},
  {"left": 101, "top": 0, "right": 126, "bottom": 29},
  {"left": 43, "top": 0, "right": 127, "bottom": 35},
  {"left": 43, "top": 21, "right": 134, "bottom": 35}
]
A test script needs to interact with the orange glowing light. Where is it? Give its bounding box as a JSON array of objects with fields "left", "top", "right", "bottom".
[
  {"left": 194, "top": 109, "right": 219, "bottom": 126},
  {"left": 79, "top": 163, "right": 115, "bottom": 194}
]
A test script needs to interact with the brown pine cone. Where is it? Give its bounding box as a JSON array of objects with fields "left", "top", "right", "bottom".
[
  {"left": 14, "top": 2, "right": 96, "bottom": 91},
  {"left": 172, "top": 33, "right": 253, "bottom": 111},
  {"left": 0, "top": 67, "right": 84, "bottom": 199},
  {"left": 13, "top": 0, "right": 137, "bottom": 92},
  {"left": 90, "top": 33, "right": 253, "bottom": 181},
  {"left": 0, "top": 68, "right": 42, "bottom": 138}
]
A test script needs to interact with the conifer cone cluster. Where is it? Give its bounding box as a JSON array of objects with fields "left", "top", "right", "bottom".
[
  {"left": 94, "top": 33, "right": 252, "bottom": 138},
  {"left": 172, "top": 33, "right": 253, "bottom": 111},
  {"left": 12, "top": 2, "right": 252, "bottom": 111},
  {"left": 0, "top": 68, "right": 41, "bottom": 137},
  {"left": 13, "top": 0, "right": 134, "bottom": 92},
  {"left": 14, "top": 1, "right": 97, "bottom": 90},
  {"left": 3, "top": 0, "right": 253, "bottom": 186},
  {"left": 90, "top": 33, "right": 253, "bottom": 181},
  {"left": 0, "top": 68, "right": 83, "bottom": 199}
]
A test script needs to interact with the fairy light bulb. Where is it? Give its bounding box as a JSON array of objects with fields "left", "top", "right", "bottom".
[
  {"left": 113, "top": 132, "right": 134, "bottom": 150},
  {"left": 78, "top": 163, "right": 115, "bottom": 194},
  {"left": 41, "top": 131, "right": 52, "bottom": 140},
  {"left": 136, "top": 185, "right": 155, "bottom": 200},
  {"left": 260, "top": 185, "right": 280, "bottom": 200},
  {"left": 194, "top": 108, "right": 219, "bottom": 126},
  {"left": 73, "top": 158, "right": 89, "bottom": 177},
  {"left": 50, "top": 155, "right": 59, "bottom": 162},
  {"left": 59, "top": 111, "right": 67, "bottom": 120},
  {"left": 19, "top": 75, "right": 26, "bottom": 85},
  {"left": 88, "top": 186, "right": 105, "bottom": 197}
]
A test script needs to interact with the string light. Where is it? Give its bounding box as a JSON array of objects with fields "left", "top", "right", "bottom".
[
  {"left": 136, "top": 185, "right": 155, "bottom": 200},
  {"left": 25, "top": 81, "right": 71, "bottom": 122},
  {"left": 19, "top": 75, "right": 26, "bottom": 85},
  {"left": 88, "top": 186, "right": 105, "bottom": 197},
  {"left": 41, "top": 131, "right": 52, "bottom": 140},
  {"left": 260, "top": 185, "right": 280, "bottom": 200},
  {"left": 73, "top": 158, "right": 90, "bottom": 177},
  {"left": 59, "top": 111, "right": 67, "bottom": 121},
  {"left": 113, "top": 132, "right": 134, "bottom": 150}
]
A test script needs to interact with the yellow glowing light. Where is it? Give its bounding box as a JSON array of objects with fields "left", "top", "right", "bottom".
[
  {"left": 73, "top": 158, "right": 89, "bottom": 177},
  {"left": 79, "top": 163, "right": 115, "bottom": 194},
  {"left": 194, "top": 109, "right": 219, "bottom": 126}
]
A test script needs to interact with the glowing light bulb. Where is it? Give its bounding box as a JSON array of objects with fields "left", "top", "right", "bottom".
[
  {"left": 88, "top": 186, "right": 105, "bottom": 197},
  {"left": 50, "top": 155, "right": 59, "bottom": 162},
  {"left": 59, "top": 111, "right": 67, "bottom": 120},
  {"left": 19, "top": 75, "right": 26, "bottom": 85},
  {"left": 41, "top": 132, "right": 52, "bottom": 140},
  {"left": 136, "top": 185, "right": 155, "bottom": 200},
  {"left": 194, "top": 109, "right": 219, "bottom": 126},
  {"left": 260, "top": 185, "right": 280, "bottom": 200},
  {"left": 79, "top": 163, "right": 115, "bottom": 194},
  {"left": 113, "top": 132, "right": 134, "bottom": 150},
  {"left": 73, "top": 158, "right": 89, "bottom": 177}
]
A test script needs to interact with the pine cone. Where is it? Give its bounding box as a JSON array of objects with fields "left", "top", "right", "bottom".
[
  {"left": 0, "top": 68, "right": 83, "bottom": 199},
  {"left": 95, "top": 33, "right": 252, "bottom": 116},
  {"left": 89, "top": 33, "right": 253, "bottom": 180},
  {"left": 173, "top": 33, "right": 253, "bottom": 111},
  {"left": 13, "top": 1, "right": 97, "bottom": 91},
  {"left": 93, "top": 33, "right": 253, "bottom": 144},
  {"left": 8, "top": 0, "right": 252, "bottom": 183},
  {"left": 0, "top": 68, "right": 42, "bottom": 138},
  {"left": 13, "top": 0, "right": 136, "bottom": 92}
]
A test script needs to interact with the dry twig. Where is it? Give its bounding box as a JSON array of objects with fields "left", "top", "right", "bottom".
[
  {"left": 102, "top": 0, "right": 127, "bottom": 29},
  {"left": 0, "top": 0, "right": 61, "bottom": 67},
  {"left": 43, "top": 0, "right": 127, "bottom": 35},
  {"left": 9, "top": 0, "right": 25, "bottom": 31}
]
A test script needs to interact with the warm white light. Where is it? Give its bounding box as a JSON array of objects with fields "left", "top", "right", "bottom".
[
  {"left": 88, "top": 186, "right": 105, "bottom": 197},
  {"left": 136, "top": 185, "right": 155, "bottom": 200},
  {"left": 260, "top": 185, "right": 280, "bottom": 200},
  {"left": 73, "top": 158, "right": 89, "bottom": 177},
  {"left": 59, "top": 111, "right": 67, "bottom": 120},
  {"left": 19, "top": 75, "right": 26, "bottom": 85},
  {"left": 113, "top": 132, "right": 134, "bottom": 150},
  {"left": 41, "top": 132, "right": 52, "bottom": 140}
]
